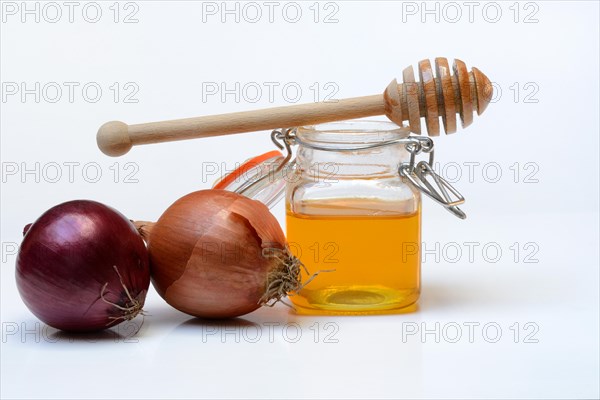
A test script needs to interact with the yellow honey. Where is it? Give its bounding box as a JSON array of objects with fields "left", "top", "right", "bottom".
[{"left": 286, "top": 198, "right": 420, "bottom": 315}]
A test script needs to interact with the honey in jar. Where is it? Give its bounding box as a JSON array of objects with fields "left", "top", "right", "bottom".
[{"left": 285, "top": 121, "right": 421, "bottom": 314}]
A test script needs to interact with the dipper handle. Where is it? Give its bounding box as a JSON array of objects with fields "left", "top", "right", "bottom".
[{"left": 97, "top": 57, "right": 492, "bottom": 156}]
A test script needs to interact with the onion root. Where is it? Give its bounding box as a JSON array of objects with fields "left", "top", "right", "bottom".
[{"left": 99, "top": 265, "right": 147, "bottom": 325}]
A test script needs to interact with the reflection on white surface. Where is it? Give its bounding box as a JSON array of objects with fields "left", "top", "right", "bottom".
[{"left": 2, "top": 208, "right": 599, "bottom": 399}]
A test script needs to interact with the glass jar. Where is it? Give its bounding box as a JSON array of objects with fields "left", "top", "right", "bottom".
[
  {"left": 285, "top": 120, "right": 421, "bottom": 315},
  {"left": 213, "top": 119, "right": 466, "bottom": 315}
]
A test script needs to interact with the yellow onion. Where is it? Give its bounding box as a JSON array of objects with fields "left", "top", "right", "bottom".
[{"left": 136, "top": 190, "right": 303, "bottom": 319}]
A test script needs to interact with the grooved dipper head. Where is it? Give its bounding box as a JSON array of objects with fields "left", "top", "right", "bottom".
[{"left": 383, "top": 57, "right": 493, "bottom": 136}]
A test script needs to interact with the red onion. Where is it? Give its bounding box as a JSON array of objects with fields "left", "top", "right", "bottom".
[
  {"left": 16, "top": 200, "right": 150, "bottom": 332},
  {"left": 136, "top": 190, "right": 305, "bottom": 319}
]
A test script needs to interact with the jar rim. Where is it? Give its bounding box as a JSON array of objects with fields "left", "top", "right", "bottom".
[{"left": 296, "top": 119, "right": 410, "bottom": 149}]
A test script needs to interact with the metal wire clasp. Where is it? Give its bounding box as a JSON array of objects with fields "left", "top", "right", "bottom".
[
  {"left": 270, "top": 128, "right": 296, "bottom": 165},
  {"left": 398, "top": 137, "right": 466, "bottom": 219}
]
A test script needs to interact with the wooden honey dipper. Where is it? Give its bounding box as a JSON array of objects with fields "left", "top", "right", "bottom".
[{"left": 97, "top": 57, "right": 492, "bottom": 156}]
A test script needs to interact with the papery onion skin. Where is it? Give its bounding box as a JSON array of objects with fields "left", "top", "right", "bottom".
[
  {"left": 142, "top": 190, "right": 300, "bottom": 319},
  {"left": 16, "top": 200, "right": 150, "bottom": 332}
]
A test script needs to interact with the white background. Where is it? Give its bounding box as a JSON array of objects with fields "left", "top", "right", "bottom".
[{"left": 1, "top": 1, "right": 599, "bottom": 399}]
